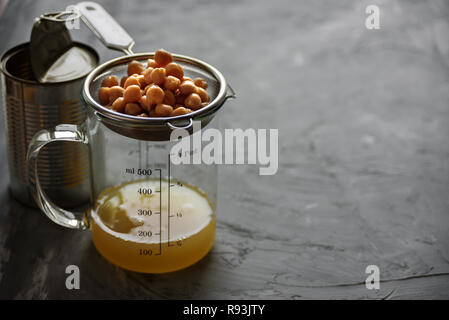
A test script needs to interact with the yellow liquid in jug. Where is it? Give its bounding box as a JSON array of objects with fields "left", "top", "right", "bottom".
[{"left": 89, "top": 179, "right": 215, "bottom": 273}]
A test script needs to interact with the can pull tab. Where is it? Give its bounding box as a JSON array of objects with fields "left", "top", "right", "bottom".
[{"left": 76, "top": 1, "right": 135, "bottom": 55}]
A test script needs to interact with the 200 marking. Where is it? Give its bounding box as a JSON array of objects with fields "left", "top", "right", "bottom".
[{"left": 138, "top": 230, "right": 152, "bottom": 237}]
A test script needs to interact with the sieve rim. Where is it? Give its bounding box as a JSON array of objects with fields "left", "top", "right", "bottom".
[{"left": 82, "top": 52, "right": 228, "bottom": 126}]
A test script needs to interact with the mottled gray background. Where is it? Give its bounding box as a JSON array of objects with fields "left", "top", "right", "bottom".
[{"left": 1, "top": 0, "right": 449, "bottom": 299}]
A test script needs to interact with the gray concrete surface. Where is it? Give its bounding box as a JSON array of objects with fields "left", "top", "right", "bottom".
[{"left": 1, "top": 0, "right": 449, "bottom": 299}]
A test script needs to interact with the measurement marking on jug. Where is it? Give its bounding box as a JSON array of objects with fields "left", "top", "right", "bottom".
[
  {"left": 139, "top": 249, "right": 152, "bottom": 256},
  {"left": 167, "top": 154, "right": 174, "bottom": 247},
  {"left": 125, "top": 168, "right": 153, "bottom": 176},
  {"left": 137, "top": 209, "right": 152, "bottom": 216},
  {"left": 155, "top": 168, "right": 162, "bottom": 255},
  {"left": 137, "top": 230, "right": 152, "bottom": 237},
  {"left": 169, "top": 181, "right": 183, "bottom": 188},
  {"left": 138, "top": 187, "right": 152, "bottom": 195}
]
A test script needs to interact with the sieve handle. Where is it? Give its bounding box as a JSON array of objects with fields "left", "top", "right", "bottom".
[
  {"left": 76, "top": 1, "right": 134, "bottom": 54},
  {"left": 225, "top": 84, "right": 236, "bottom": 100},
  {"left": 27, "top": 124, "right": 89, "bottom": 230}
]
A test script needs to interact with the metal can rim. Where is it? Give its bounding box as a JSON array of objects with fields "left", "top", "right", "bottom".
[{"left": 0, "top": 42, "right": 99, "bottom": 86}]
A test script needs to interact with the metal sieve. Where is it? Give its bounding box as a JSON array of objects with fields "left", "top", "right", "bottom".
[
  {"left": 82, "top": 52, "right": 234, "bottom": 141},
  {"left": 77, "top": 1, "right": 235, "bottom": 141}
]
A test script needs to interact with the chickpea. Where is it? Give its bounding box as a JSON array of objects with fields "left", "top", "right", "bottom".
[
  {"left": 101, "top": 75, "right": 119, "bottom": 88},
  {"left": 193, "top": 78, "right": 208, "bottom": 89},
  {"left": 165, "top": 62, "right": 184, "bottom": 80},
  {"left": 196, "top": 87, "right": 210, "bottom": 102},
  {"left": 163, "top": 90, "right": 175, "bottom": 106},
  {"left": 112, "top": 97, "right": 126, "bottom": 113},
  {"left": 164, "top": 76, "right": 180, "bottom": 92},
  {"left": 127, "top": 60, "right": 144, "bottom": 76},
  {"left": 98, "top": 87, "right": 110, "bottom": 105},
  {"left": 154, "top": 49, "right": 173, "bottom": 66},
  {"left": 108, "top": 86, "right": 125, "bottom": 104},
  {"left": 125, "top": 103, "right": 143, "bottom": 116},
  {"left": 147, "top": 58, "right": 158, "bottom": 68},
  {"left": 146, "top": 84, "right": 165, "bottom": 105},
  {"left": 150, "top": 68, "right": 166, "bottom": 85},
  {"left": 98, "top": 50, "right": 209, "bottom": 118},
  {"left": 123, "top": 85, "right": 142, "bottom": 103},
  {"left": 184, "top": 93, "right": 202, "bottom": 110},
  {"left": 154, "top": 103, "right": 173, "bottom": 117},
  {"left": 175, "top": 92, "right": 186, "bottom": 105},
  {"left": 143, "top": 67, "right": 154, "bottom": 84},
  {"left": 136, "top": 75, "right": 147, "bottom": 88},
  {"left": 171, "top": 107, "right": 192, "bottom": 116},
  {"left": 140, "top": 95, "right": 153, "bottom": 112},
  {"left": 179, "top": 80, "right": 196, "bottom": 95},
  {"left": 124, "top": 76, "right": 140, "bottom": 88},
  {"left": 120, "top": 76, "right": 128, "bottom": 87}
]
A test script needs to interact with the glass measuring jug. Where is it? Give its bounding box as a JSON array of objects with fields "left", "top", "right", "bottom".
[{"left": 27, "top": 53, "right": 234, "bottom": 273}]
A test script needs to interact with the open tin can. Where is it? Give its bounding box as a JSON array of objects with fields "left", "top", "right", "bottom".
[{"left": 1, "top": 42, "right": 99, "bottom": 207}]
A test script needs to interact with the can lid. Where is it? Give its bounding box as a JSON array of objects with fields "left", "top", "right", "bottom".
[
  {"left": 39, "top": 45, "right": 98, "bottom": 83},
  {"left": 30, "top": 10, "right": 96, "bottom": 83},
  {"left": 0, "top": 42, "right": 99, "bottom": 85}
]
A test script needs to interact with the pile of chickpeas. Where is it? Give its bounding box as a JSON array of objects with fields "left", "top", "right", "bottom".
[{"left": 98, "top": 49, "right": 210, "bottom": 117}]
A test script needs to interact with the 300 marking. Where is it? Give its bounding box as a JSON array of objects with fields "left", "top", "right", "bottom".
[{"left": 137, "top": 209, "right": 152, "bottom": 216}]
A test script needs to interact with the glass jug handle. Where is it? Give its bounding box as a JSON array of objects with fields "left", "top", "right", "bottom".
[{"left": 27, "top": 124, "right": 89, "bottom": 230}]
